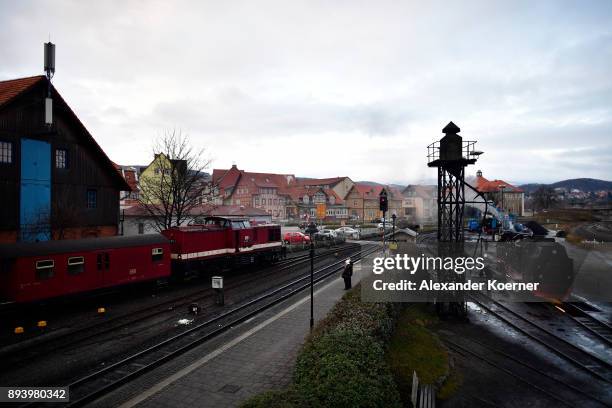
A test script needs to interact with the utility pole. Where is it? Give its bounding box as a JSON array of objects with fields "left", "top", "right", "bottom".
[{"left": 305, "top": 221, "right": 318, "bottom": 329}]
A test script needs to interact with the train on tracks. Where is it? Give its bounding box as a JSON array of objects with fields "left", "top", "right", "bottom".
[
  {"left": 0, "top": 217, "right": 281, "bottom": 303},
  {"left": 496, "top": 238, "right": 575, "bottom": 299}
]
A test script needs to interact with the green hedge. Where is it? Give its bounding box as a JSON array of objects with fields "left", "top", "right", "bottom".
[{"left": 240, "top": 286, "right": 402, "bottom": 408}]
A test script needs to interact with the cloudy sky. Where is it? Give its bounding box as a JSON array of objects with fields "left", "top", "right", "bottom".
[{"left": 1, "top": 0, "right": 611, "bottom": 185}]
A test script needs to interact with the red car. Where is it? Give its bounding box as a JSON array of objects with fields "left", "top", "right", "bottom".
[{"left": 283, "top": 232, "right": 311, "bottom": 245}]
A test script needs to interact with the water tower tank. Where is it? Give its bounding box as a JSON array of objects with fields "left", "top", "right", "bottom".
[{"left": 439, "top": 121, "right": 462, "bottom": 161}]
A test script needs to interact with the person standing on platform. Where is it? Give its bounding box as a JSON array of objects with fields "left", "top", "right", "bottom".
[{"left": 342, "top": 258, "right": 353, "bottom": 290}]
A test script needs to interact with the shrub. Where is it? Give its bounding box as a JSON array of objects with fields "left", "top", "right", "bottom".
[{"left": 294, "top": 327, "right": 401, "bottom": 408}]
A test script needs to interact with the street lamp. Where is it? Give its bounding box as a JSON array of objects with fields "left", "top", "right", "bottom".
[{"left": 305, "top": 221, "right": 318, "bottom": 329}]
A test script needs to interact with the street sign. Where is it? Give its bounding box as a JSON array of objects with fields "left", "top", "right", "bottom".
[
  {"left": 316, "top": 203, "right": 326, "bottom": 219},
  {"left": 212, "top": 276, "right": 223, "bottom": 289}
]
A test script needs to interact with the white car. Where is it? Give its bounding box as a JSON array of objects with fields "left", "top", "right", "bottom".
[
  {"left": 319, "top": 229, "right": 338, "bottom": 238},
  {"left": 335, "top": 227, "right": 359, "bottom": 239},
  {"left": 377, "top": 222, "right": 393, "bottom": 229}
]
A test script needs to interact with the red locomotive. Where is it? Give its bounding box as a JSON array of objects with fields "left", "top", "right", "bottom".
[
  {"left": 0, "top": 217, "right": 281, "bottom": 304},
  {"left": 163, "top": 217, "right": 282, "bottom": 274}
]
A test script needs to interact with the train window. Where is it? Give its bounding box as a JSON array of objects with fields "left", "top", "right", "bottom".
[
  {"left": 67, "top": 256, "right": 85, "bottom": 275},
  {"left": 35, "top": 260, "right": 54, "bottom": 280},
  {"left": 268, "top": 228, "right": 280, "bottom": 241},
  {"left": 152, "top": 248, "right": 164, "bottom": 262},
  {"left": 243, "top": 221, "right": 251, "bottom": 228},
  {"left": 204, "top": 219, "right": 229, "bottom": 228}
]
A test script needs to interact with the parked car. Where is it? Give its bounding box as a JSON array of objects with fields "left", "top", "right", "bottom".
[
  {"left": 283, "top": 232, "right": 311, "bottom": 245},
  {"left": 319, "top": 229, "right": 338, "bottom": 238},
  {"left": 335, "top": 226, "right": 359, "bottom": 239},
  {"left": 377, "top": 222, "right": 393, "bottom": 229},
  {"left": 315, "top": 229, "right": 344, "bottom": 245}
]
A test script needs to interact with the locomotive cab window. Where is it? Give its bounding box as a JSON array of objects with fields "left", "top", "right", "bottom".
[
  {"left": 268, "top": 228, "right": 280, "bottom": 241},
  {"left": 152, "top": 248, "right": 164, "bottom": 262},
  {"left": 231, "top": 221, "right": 248, "bottom": 229},
  {"left": 35, "top": 260, "right": 54, "bottom": 280},
  {"left": 67, "top": 256, "right": 85, "bottom": 275}
]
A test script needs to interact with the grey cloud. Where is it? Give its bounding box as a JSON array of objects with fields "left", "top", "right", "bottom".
[{"left": 1, "top": 0, "right": 611, "bottom": 183}]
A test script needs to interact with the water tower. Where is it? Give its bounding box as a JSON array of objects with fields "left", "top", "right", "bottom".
[
  {"left": 427, "top": 122, "right": 482, "bottom": 316},
  {"left": 427, "top": 122, "right": 480, "bottom": 242}
]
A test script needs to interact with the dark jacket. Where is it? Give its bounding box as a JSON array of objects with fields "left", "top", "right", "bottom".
[{"left": 342, "top": 263, "right": 353, "bottom": 278}]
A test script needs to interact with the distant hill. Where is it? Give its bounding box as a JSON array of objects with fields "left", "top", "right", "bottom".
[{"left": 519, "top": 178, "right": 612, "bottom": 194}]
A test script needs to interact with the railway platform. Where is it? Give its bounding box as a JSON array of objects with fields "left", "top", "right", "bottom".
[{"left": 92, "top": 250, "right": 369, "bottom": 408}]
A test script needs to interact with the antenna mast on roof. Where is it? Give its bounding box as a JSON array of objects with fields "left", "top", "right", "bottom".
[{"left": 43, "top": 41, "right": 55, "bottom": 126}]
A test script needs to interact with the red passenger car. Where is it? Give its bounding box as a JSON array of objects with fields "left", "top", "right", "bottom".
[
  {"left": 162, "top": 217, "right": 281, "bottom": 273},
  {"left": 0, "top": 235, "right": 171, "bottom": 303}
]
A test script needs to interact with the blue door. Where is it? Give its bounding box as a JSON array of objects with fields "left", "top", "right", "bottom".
[{"left": 20, "top": 138, "right": 51, "bottom": 241}]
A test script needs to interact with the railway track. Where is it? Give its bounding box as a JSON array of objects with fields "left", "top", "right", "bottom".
[
  {"left": 40, "top": 244, "right": 377, "bottom": 407},
  {"left": 0, "top": 243, "right": 361, "bottom": 371},
  {"left": 558, "top": 302, "right": 612, "bottom": 347},
  {"left": 418, "top": 231, "right": 612, "bottom": 402},
  {"left": 468, "top": 292, "right": 612, "bottom": 384},
  {"left": 442, "top": 336, "right": 610, "bottom": 407}
]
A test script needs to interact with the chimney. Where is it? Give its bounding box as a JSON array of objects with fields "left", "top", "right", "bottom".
[{"left": 476, "top": 170, "right": 482, "bottom": 178}]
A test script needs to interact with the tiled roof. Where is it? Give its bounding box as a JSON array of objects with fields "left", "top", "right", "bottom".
[
  {"left": 123, "top": 169, "right": 138, "bottom": 191},
  {"left": 0, "top": 75, "right": 130, "bottom": 191},
  {"left": 353, "top": 183, "right": 402, "bottom": 199},
  {"left": 0, "top": 75, "right": 45, "bottom": 108},
  {"left": 213, "top": 166, "right": 296, "bottom": 194},
  {"left": 284, "top": 186, "right": 344, "bottom": 204},
  {"left": 476, "top": 175, "right": 523, "bottom": 193},
  {"left": 212, "top": 166, "right": 242, "bottom": 190},
  {"left": 296, "top": 177, "right": 345, "bottom": 187},
  {"left": 402, "top": 185, "right": 436, "bottom": 199}
]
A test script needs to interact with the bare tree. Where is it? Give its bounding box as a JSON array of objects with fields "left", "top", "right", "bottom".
[
  {"left": 51, "top": 194, "right": 81, "bottom": 239},
  {"left": 533, "top": 186, "right": 556, "bottom": 211},
  {"left": 138, "top": 130, "right": 218, "bottom": 231},
  {"left": 21, "top": 206, "right": 51, "bottom": 242}
]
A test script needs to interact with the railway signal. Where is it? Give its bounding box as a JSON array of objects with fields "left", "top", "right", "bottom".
[
  {"left": 379, "top": 189, "right": 388, "bottom": 253},
  {"left": 379, "top": 189, "right": 388, "bottom": 212}
]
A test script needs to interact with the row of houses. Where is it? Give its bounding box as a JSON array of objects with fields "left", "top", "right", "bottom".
[
  {"left": 116, "top": 161, "right": 442, "bottom": 234},
  {"left": 212, "top": 165, "right": 405, "bottom": 222}
]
